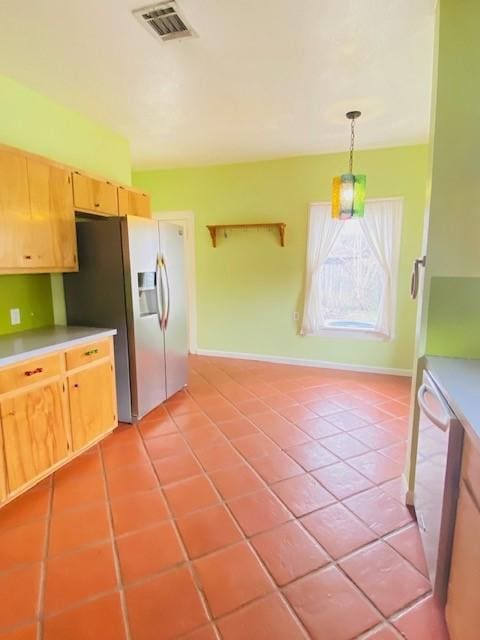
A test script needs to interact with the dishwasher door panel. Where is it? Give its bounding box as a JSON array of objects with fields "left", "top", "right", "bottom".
[{"left": 415, "top": 370, "right": 463, "bottom": 606}]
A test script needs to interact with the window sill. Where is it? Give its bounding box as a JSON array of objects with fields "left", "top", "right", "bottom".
[{"left": 302, "top": 327, "right": 392, "bottom": 342}]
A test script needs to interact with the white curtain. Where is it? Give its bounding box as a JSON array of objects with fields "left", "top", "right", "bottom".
[
  {"left": 301, "top": 199, "right": 402, "bottom": 340},
  {"left": 301, "top": 204, "right": 342, "bottom": 334},
  {"left": 359, "top": 199, "right": 402, "bottom": 339}
]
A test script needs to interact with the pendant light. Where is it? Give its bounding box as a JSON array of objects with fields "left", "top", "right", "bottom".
[{"left": 332, "top": 110, "right": 366, "bottom": 219}]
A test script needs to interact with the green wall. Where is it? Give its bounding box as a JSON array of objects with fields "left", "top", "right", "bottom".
[
  {"left": 134, "top": 144, "right": 428, "bottom": 372},
  {"left": 421, "top": 0, "right": 480, "bottom": 355},
  {"left": 0, "top": 74, "right": 131, "bottom": 335},
  {"left": 426, "top": 277, "right": 480, "bottom": 358}
]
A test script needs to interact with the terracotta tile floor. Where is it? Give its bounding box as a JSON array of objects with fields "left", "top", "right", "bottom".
[{"left": 0, "top": 355, "right": 451, "bottom": 640}]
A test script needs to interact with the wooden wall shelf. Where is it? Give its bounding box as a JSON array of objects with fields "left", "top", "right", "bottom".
[{"left": 206, "top": 222, "right": 286, "bottom": 248}]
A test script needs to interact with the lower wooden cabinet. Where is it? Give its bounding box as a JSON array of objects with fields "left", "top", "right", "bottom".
[
  {"left": 0, "top": 381, "right": 69, "bottom": 491},
  {"left": 446, "top": 437, "right": 480, "bottom": 640},
  {"left": 68, "top": 361, "right": 116, "bottom": 451},
  {"left": 0, "top": 336, "right": 117, "bottom": 505}
]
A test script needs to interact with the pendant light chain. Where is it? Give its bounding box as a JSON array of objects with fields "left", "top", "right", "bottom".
[{"left": 349, "top": 117, "right": 355, "bottom": 174}]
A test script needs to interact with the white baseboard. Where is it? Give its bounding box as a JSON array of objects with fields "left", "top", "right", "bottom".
[{"left": 195, "top": 348, "right": 412, "bottom": 377}]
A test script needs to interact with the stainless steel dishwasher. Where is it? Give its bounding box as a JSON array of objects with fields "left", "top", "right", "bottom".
[{"left": 415, "top": 369, "right": 464, "bottom": 606}]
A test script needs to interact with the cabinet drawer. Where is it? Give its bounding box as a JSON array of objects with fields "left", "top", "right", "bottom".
[
  {"left": 65, "top": 340, "right": 111, "bottom": 370},
  {"left": 462, "top": 436, "right": 480, "bottom": 507},
  {"left": 0, "top": 354, "right": 62, "bottom": 394}
]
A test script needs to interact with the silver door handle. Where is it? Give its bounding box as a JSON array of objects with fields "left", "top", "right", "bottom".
[
  {"left": 417, "top": 382, "right": 454, "bottom": 432},
  {"left": 410, "top": 256, "right": 426, "bottom": 299},
  {"left": 162, "top": 257, "right": 171, "bottom": 330},
  {"left": 156, "top": 255, "right": 165, "bottom": 328}
]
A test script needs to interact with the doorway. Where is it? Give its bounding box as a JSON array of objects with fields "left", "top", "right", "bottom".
[{"left": 153, "top": 211, "right": 197, "bottom": 353}]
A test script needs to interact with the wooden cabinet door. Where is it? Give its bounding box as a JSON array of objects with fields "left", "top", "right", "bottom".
[
  {"left": 446, "top": 480, "right": 480, "bottom": 640},
  {"left": 0, "top": 148, "right": 32, "bottom": 269},
  {"left": 27, "top": 159, "right": 77, "bottom": 270},
  {"left": 68, "top": 361, "right": 116, "bottom": 450},
  {"left": 0, "top": 427, "right": 7, "bottom": 502},
  {"left": 1, "top": 382, "right": 69, "bottom": 492},
  {"left": 73, "top": 172, "right": 118, "bottom": 215},
  {"left": 118, "top": 187, "right": 150, "bottom": 218}
]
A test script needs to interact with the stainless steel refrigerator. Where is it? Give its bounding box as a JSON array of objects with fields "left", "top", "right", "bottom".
[{"left": 64, "top": 215, "right": 188, "bottom": 423}]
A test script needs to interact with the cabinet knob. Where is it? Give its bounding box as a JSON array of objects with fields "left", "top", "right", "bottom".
[
  {"left": 94, "top": 203, "right": 100, "bottom": 207},
  {"left": 24, "top": 255, "right": 32, "bottom": 260},
  {"left": 73, "top": 383, "right": 79, "bottom": 388}
]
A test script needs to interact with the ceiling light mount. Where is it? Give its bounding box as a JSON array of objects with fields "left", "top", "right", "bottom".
[{"left": 346, "top": 110, "right": 362, "bottom": 120}]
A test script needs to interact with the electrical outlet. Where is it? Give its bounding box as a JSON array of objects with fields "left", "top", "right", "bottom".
[
  {"left": 293, "top": 311, "right": 299, "bottom": 321},
  {"left": 10, "top": 308, "right": 21, "bottom": 325}
]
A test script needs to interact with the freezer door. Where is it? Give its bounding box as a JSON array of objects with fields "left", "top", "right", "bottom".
[
  {"left": 64, "top": 217, "right": 132, "bottom": 423},
  {"left": 123, "top": 216, "right": 167, "bottom": 419},
  {"left": 158, "top": 222, "right": 188, "bottom": 398}
]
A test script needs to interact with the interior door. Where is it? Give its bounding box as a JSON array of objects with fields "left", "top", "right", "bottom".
[
  {"left": 124, "top": 216, "right": 167, "bottom": 418},
  {"left": 27, "top": 158, "right": 77, "bottom": 269},
  {"left": 158, "top": 222, "right": 188, "bottom": 398}
]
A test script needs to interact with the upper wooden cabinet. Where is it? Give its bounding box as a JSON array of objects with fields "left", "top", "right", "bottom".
[
  {"left": 118, "top": 186, "right": 151, "bottom": 218},
  {"left": 0, "top": 147, "right": 77, "bottom": 273},
  {"left": 27, "top": 158, "right": 77, "bottom": 270},
  {"left": 72, "top": 172, "right": 118, "bottom": 216},
  {"left": 0, "top": 142, "right": 152, "bottom": 273},
  {"left": 0, "top": 148, "right": 33, "bottom": 270}
]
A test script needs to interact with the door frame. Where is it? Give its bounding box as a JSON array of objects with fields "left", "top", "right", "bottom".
[{"left": 153, "top": 211, "right": 197, "bottom": 353}]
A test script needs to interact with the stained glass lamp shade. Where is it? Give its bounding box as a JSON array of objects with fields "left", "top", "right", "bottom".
[{"left": 332, "top": 111, "right": 366, "bottom": 219}]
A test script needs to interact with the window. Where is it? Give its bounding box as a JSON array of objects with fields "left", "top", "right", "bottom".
[
  {"left": 319, "top": 219, "right": 383, "bottom": 330},
  {"left": 301, "top": 199, "right": 403, "bottom": 340}
]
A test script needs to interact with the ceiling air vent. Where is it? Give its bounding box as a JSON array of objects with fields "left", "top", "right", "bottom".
[{"left": 133, "top": 1, "right": 196, "bottom": 42}]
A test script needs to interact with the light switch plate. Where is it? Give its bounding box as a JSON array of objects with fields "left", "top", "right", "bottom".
[{"left": 10, "top": 308, "right": 21, "bottom": 325}]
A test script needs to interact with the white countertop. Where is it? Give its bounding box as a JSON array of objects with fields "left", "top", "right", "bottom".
[
  {"left": 0, "top": 326, "right": 117, "bottom": 367},
  {"left": 426, "top": 356, "right": 480, "bottom": 452}
]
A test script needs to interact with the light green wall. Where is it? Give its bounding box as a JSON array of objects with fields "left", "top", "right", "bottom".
[
  {"left": 426, "top": 277, "right": 480, "bottom": 358},
  {"left": 424, "top": 0, "right": 480, "bottom": 280},
  {"left": 134, "top": 145, "right": 428, "bottom": 371},
  {"left": 0, "top": 74, "right": 131, "bottom": 335},
  {"left": 419, "top": 0, "right": 480, "bottom": 357},
  {"left": 406, "top": 0, "right": 480, "bottom": 493}
]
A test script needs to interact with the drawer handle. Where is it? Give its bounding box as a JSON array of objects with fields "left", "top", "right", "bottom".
[
  {"left": 24, "top": 367, "right": 44, "bottom": 377},
  {"left": 94, "top": 203, "right": 100, "bottom": 207},
  {"left": 24, "top": 255, "right": 32, "bottom": 260},
  {"left": 84, "top": 349, "right": 99, "bottom": 356}
]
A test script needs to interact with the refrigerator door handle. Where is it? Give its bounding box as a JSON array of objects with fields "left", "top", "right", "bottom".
[
  {"left": 156, "top": 254, "right": 166, "bottom": 328},
  {"left": 162, "top": 256, "right": 171, "bottom": 330}
]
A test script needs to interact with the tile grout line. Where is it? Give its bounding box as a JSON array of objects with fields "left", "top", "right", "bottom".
[
  {"left": 36, "top": 474, "right": 54, "bottom": 640},
  {"left": 134, "top": 422, "right": 221, "bottom": 639},
  {"left": 160, "top": 398, "right": 313, "bottom": 640},
  {"left": 182, "top": 370, "right": 406, "bottom": 632},
  {"left": 187, "top": 360, "right": 426, "bottom": 633},
  {"left": 98, "top": 443, "right": 133, "bottom": 640}
]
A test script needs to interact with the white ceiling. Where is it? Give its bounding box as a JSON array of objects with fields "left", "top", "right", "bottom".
[{"left": 0, "top": 0, "right": 436, "bottom": 169}]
